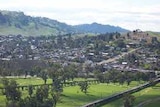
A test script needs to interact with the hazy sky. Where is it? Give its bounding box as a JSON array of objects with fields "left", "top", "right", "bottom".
[{"left": 0, "top": 0, "right": 160, "bottom": 31}]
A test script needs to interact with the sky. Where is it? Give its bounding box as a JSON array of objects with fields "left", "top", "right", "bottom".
[{"left": 0, "top": 0, "right": 160, "bottom": 31}]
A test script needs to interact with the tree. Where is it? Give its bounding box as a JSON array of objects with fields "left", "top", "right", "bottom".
[
  {"left": 0, "top": 12, "right": 6, "bottom": 24},
  {"left": 28, "top": 85, "right": 33, "bottom": 97},
  {"left": 105, "top": 72, "right": 110, "bottom": 84},
  {"left": 123, "top": 94, "right": 135, "bottom": 107},
  {"left": 124, "top": 71, "right": 132, "bottom": 86},
  {"left": 52, "top": 79, "right": 63, "bottom": 93},
  {"left": 61, "top": 64, "right": 78, "bottom": 83},
  {"left": 94, "top": 70, "right": 105, "bottom": 83},
  {"left": 40, "top": 70, "right": 48, "bottom": 84},
  {"left": 51, "top": 91, "right": 61, "bottom": 107},
  {"left": 2, "top": 79, "right": 21, "bottom": 101},
  {"left": 68, "top": 64, "right": 78, "bottom": 81},
  {"left": 36, "top": 85, "right": 49, "bottom": 103},
  {"left": 134, "top": 72, "right": 143, "bottom": 84},
  {"left": 57, "top": 35, "right": 63, "bottom": 49},
  {"left": 2, "top": 79, "right": 21, "bottom": 107},
  {"left": 78, "top": 81, "right": 90, "bottom": 94},
  {"left": 117, "top": 72, "right": 125, "bottom": 85},
  {"left": 47, "top": 63, "right": 61, "bottom": 83},
  {"left": 109, "top": 70, "right": 118, "bottom": 84},
  {"left": 19, "top": 85, "right": 55, "bottom": 107},
  {"left": 115, "top": 39, "right": 126, "bottom": 48},
  {"left": 125, "top": 53, "right": 139, "bottom": 66}
]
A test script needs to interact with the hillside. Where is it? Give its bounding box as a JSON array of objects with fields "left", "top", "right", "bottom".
[
  {"left": 0, "top": 10, "right": 75, "bottom": 36},
  {"left": 146, "top": 31, "right": 160, "bottom": 40},
  {"left": 0, "top": 10, "right": 129, "bottom": 36},
  {"left": 73, "top": 22, "right": 129, "bottom": 33}
]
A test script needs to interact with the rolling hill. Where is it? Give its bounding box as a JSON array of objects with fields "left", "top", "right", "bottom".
[
  {"left": 73, "top": 22, "right": 129, "bottom": 33},
  {"left": 0, "top": 10, "right": 75, "bottom": 36},
  {"left": 0, "top": 10, "right": 129, "bottom": 36}
]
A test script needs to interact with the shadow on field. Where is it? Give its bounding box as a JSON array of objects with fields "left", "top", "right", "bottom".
[
  {"left": 152, "top": 85, "right": 160, "bottom": 89},
  {"left": 101, "top": 95, "right": 160, "bottom": 107},
  {"left": 59, "top": 84, "right": 160, "bottom": 107},
  {"left": 61, "top": 94, "right": 70, "bottom": 97},
  {"left": 61, "top": 93, "right": 101, "bottom": 103}
]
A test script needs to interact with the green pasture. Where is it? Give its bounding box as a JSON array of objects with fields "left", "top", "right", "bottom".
[
  {"left": 0, "top": 77, "right": 95, "bottom": 87},
  {"left": 0, "top": 77, "right": 158, "bottom": 107},
  {"left": 102, "top": 83, "right": 160, "bottom": 107},
  {"left": 58, "top": 83, "right": 131, "bottom": 107},
  {"left": 143, "top": 99, "right": 160, "bottom": 107},
  {"left": 0, "top": 77, "right": 140, "bottom": 107}
]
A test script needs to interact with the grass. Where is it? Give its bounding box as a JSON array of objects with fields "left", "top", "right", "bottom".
[
  {"left": 0, "top": 77, "right": 140, "bottom": 107},
  {"left": 143, "top": 99, "right": 160, "bottom": 107},
  {"left": 1, "top": 77, "right": 156, "bottom": 107},
  {"left": 102, "top": 83, "right": 160, "bottom": 107},
  {"left": 58, "top": 83, "right": 131, "bottom": 107},
  {"left": 0, "top": 77, "right": 52, "bottom": 87},
  {"left": 0, "top": 77, "right": 95, "bottom": 87},
  {"left": 0, "top": 24, "right": 58, "bottom": 37}
]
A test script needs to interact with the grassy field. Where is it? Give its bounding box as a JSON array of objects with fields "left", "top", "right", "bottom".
[
  {"left": 57, "top": 83, "right": 131, "bottom": 107},
  {"left": 143, "top": 98, "right": 160, "bottom": 107},
  {"left": 1, "top": 77, "right": 158, "bottom": 107},
  {"left": 0, "top": 77, "right": 140, "bottom": 107},
  {"left": 102, "top": 83, "right": 160, "bottom": 107},
  {"left": 0, "top": 77, "right": 95, "bottom": 87},
  {"left": 0, "top": 77, "right": 52, "bottom": 88},
  {"left": 0, "top": 24, "right": 59, "bottom": 37}
]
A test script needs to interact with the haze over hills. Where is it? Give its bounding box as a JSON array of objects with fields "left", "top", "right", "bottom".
[
  {"left": 73, "top": 22, "right": 129, "bottom": 33},
  {"left": 0, "top": 10, "right": 129, "bottom": 36}
]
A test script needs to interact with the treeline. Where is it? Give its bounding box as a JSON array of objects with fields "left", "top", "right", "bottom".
[
  {"left": 0, "top": 60, "right": 47, "bottom": 76},
  {"left": 31, "top": 32, "right": 121, "bottom": 49},
  {"left": 0, "top": 60, "right": 79, "bottom": 84},
  {"left": 94, "top": 70, "right": 155, "bottom": 85},
  {"left": 2, "top": 78, "right": 61, "bottom": 107}
]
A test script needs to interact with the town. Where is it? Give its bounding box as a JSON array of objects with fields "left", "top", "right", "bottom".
[
  {"left": 0, "top": 30, "right": 159, "bottom": 77},
  {"left": 0, "top": 29, "right": 160, "bottom": 107},
  {"left": 0, "top": 0, "right": 160, "bottom": 107}
]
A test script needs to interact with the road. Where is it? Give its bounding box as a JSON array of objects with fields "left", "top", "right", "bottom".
[{"left": 97, "top": 48, "right": 141, "bottom": 65}]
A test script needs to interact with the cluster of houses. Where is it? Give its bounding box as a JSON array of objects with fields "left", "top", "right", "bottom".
[
  {"left": 0, "top": 30, "right": 159, "bottom": 75},
  {"left": 0, "top": 34, "right": 129, "bottom": 64}
]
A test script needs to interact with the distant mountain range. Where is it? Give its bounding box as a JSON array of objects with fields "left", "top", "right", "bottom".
[
  {"left": 73, "top": 22, "right": 128, "bottom": 33},
  {"left": 0, "top": 10, "right": 129, "bottom": 36}
]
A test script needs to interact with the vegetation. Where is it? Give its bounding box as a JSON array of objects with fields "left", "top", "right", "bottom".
[
  {"left": 78, "top": 81, "right": 90, "bottom": 94},
  {"left": 102, "top": 83, "right": 160, "bottom": 107},
  {"left": 123, "top": 94, "right": 135, "bottom": 107},
  {"left": 0, "top": 10, "right": 128, "bottom": 36},
  {"left": 0, "top": 14, "right": 159, "bottom": 107},
  {"left": 143, "top": 99, "right": 160, "bottom": 107},
  {"left": 94, "top": 70, "right": 154, "bottom": 86},
  {"left": 1, "top": 78, "right": 61, "bottom": 107},
  {"left": 0, "top": 77, "right": 143, "bottom": 107}
]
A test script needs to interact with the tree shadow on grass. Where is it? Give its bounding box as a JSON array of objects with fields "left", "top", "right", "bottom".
[
  {"left": 151, "top": 84, "right": 160, "bottom": 89},
  {"left": 86, "top": 93, "right": 96, "bottom": 97},
  {"left": 61, "top": 93, "right": 101, "bottom": 103},
  {"left": 95, "top": 94, "right": 160, "bottom": 107},
  {"left": 152, "top": 87, "right": 160, "bottom": 89},
  {"left": 61, "top": 94, "right": 69, "bottom": 97}
]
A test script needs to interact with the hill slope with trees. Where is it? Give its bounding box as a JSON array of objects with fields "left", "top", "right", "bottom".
[{"left": 0, "top": 10, "right": 129, "bottom": 36}]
